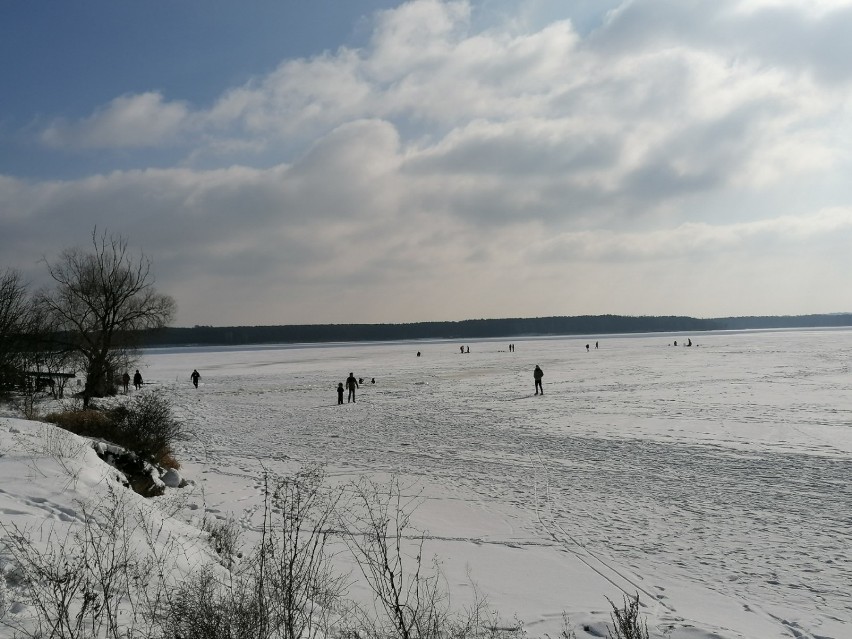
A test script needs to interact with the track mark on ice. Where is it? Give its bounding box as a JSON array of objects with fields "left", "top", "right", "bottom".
[{"left": 531, "top": 458, "right": 671, "bottom": 615}]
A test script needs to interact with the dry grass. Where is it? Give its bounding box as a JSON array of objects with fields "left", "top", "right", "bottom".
[{"left": 44, "top": 408, "right": 112, "bottom": 437}]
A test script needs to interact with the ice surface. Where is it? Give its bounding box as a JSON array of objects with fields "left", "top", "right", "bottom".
[
  {"left": 2, "top": 329, "right": 849, "bottom": 638},
  {"left": 139, "top": 329, "right": 852, "bottom": 638}
]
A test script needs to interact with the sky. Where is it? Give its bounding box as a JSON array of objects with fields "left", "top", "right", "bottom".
[{"left": 2, "top": 0, "right": 852, "bottom": 327}]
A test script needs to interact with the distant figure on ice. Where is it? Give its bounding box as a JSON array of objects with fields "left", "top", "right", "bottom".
[
  {"left": 586, "top": 344, "right": 590, "bottom": 352},
  {"left": 337, "top": 383, "right": 344, "bottom": 405},
  {"left": 687, "top": 338, "right": 692, "bottom": 347},
  {"left": 359, "top": 377, "right": 364, "bottom": 385},
  {"left": 191, "top": 369, "right": 201, "bottom": 388},
  {"left": 595, "top": 341, "right": 599, "bottom": 349},
  {"left": 122, "top": 371, "right": 130, "bottom": 394},
  {"left": 673, "top": 340, "right": 678, "bottom": 347},
  {"left": 371, "top": 378, "right": 375, "bottom": 384},
  {"left": 133, "top": 370, "right": 143, "bottom": 390},
  {"left": 534, "top": 365, "right": 544, "bottom": 395},
  {"left": 346, "top": 372, "right": 359, "bottom": 403},
  {"left": 466, "top": 346, "right": 470, "bottom": 353},
  {"left": 417, "top": 351, "right": 421, "bottom": 357},
  {"left": 460, "top": 345, "right": 465, "bottom": 354}
]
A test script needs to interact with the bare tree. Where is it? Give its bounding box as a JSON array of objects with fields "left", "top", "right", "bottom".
[
  {"left": 0, "top": 268, "right": 33, "bottom": 394},
  {"left": 38, "top": 229, "right": 176, "bottom": 406}
]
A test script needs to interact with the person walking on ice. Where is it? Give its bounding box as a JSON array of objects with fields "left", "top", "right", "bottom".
[
  {"left": 191, "top": 369, "right": 201, "bottom": 388},
  {"left": 133, "top": 369, "right": 143, "bottom": 390},
  {"left": 346, "top": 372, "right": 359, "bottom": 403},
  {"left": 534, "top": 365, "right": 544, "bottom": 395}
]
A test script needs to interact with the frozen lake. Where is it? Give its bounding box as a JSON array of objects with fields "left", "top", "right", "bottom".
[{"left": 142, "top": 328, "right": 852, "bottom": 638}]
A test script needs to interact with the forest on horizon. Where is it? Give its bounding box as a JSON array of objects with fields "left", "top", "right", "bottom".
[{"left": 140, "top": 313, "right": 852, "bottom": 348}]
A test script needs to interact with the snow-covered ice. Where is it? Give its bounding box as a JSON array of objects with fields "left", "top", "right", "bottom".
[{"left": 2, "top": 328, "right": 851, "bottom": 638}]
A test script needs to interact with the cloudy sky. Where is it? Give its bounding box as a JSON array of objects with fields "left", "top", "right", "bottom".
[{"left": 2, "top": 0, "right": 851, "bottom": 327}]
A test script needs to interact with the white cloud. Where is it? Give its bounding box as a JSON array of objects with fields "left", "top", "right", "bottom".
[
  {"left": 39, "top": 0, "right": 845, "bottom": 202},
  {"left": 41, "top": 92, "right": 192, "bottom": 148},
  {"left": 10, "top": 0, "right": 852, "bottom": 322},
  {"left": 730, "top": 0, "right": 852, "bottom": 17},
  {"left": 531, "top": 207, "right": 852, "bottom": 262},
  {"left": 3, "top": 127, "right": 851, "bottom": 323}
]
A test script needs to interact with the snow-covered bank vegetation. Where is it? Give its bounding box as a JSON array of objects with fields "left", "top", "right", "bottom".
[{"left": 0, "top": 410, "right": 648, "bottom": 639}]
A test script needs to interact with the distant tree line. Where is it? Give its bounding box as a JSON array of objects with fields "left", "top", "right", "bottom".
[
  {"left": 715, "top": 314, "right": 852, "bottom": 330},
  {"left": 138, "top": 313, "right": 852, "bottom": 348}
]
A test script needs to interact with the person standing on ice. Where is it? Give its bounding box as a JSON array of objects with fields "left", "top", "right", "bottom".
[
  {"left": 191, "top": 369, "right": 201, "bottom": 388},
  {"left": 346, "top": 372, "right": 359, "bottom": 403},
  {"left": 133, "top": 369, "right": 143, "bottom": 390},
  {"left": 534, "top": 365, "right": 544, "bottom": 395},
  {"left": 337, "top": 382, "right": 344, "bottom": 405}
]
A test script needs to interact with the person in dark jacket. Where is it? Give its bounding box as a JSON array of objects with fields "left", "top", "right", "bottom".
[
  {"left": 346, "top": 373, "right": 359, "bottom": 403},
  {"left": 133, "top": 370, "right": 143, "bottom": 390},
  {"left": 191, "top": 369, "right": 201, "bottom": 388},
  {"left": 122, "top": 371, "right": 131, "bottom": 394},
  {"left": 534, "top": 365, "right": 543, "bottom": 395},
  {"left": 337, "top": 382, "right": 344, "bottom": 405}
]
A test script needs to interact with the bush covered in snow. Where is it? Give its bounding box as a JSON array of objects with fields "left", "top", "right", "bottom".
[{"left": 46, "top": 391, "right": 184, "bottom": 469}]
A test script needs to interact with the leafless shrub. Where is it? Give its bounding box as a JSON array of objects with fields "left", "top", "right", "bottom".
[
  {"left": 0, "top": 485, "right": 159, "bottom": 639},
  {"left": 340, "top": 476, "right": 449, "bottom": 639},
  {"left": 606, "top": 593, "right": 649, "bottom": 639},
  {"left": 13, "top": 392, "right": 40, "bottom": 421},
  {"left": 159, "top": 467, "right": 348, "bottom": 639},
  {"left": 339, "top": 476, "right": 522, "bottom": 639},
  {"left": 34, "top": 424, "right": 89, "bottom": 483},
  {"left": 448, "top": 579, "right": 526, "bottom": 639},
  {"left": 0, "top": 570, "right": 8, "bottom": 620},
  {"left": 544, "top": 612, "right": 576, "bottom": 639},
  {"left": 39, "top": 424, "right": 88, "bottom": 460},
  {"left": 1, "top": 467, "right": 530, "bottom": 639},
  {"left": 202, "top": 515, "right": 243, "bottom": 570},
  {"left": 262, "top": 466, "right": 348, "bottom": 639},
  {"left": 47, "top": 392, "right": 185, "bottom": 471},
  {"left": 107, "top": 391, "right": 185, "bottom": 466},
  {"left": 159, "top": 565, "right": 265, "bottom": 639}
]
